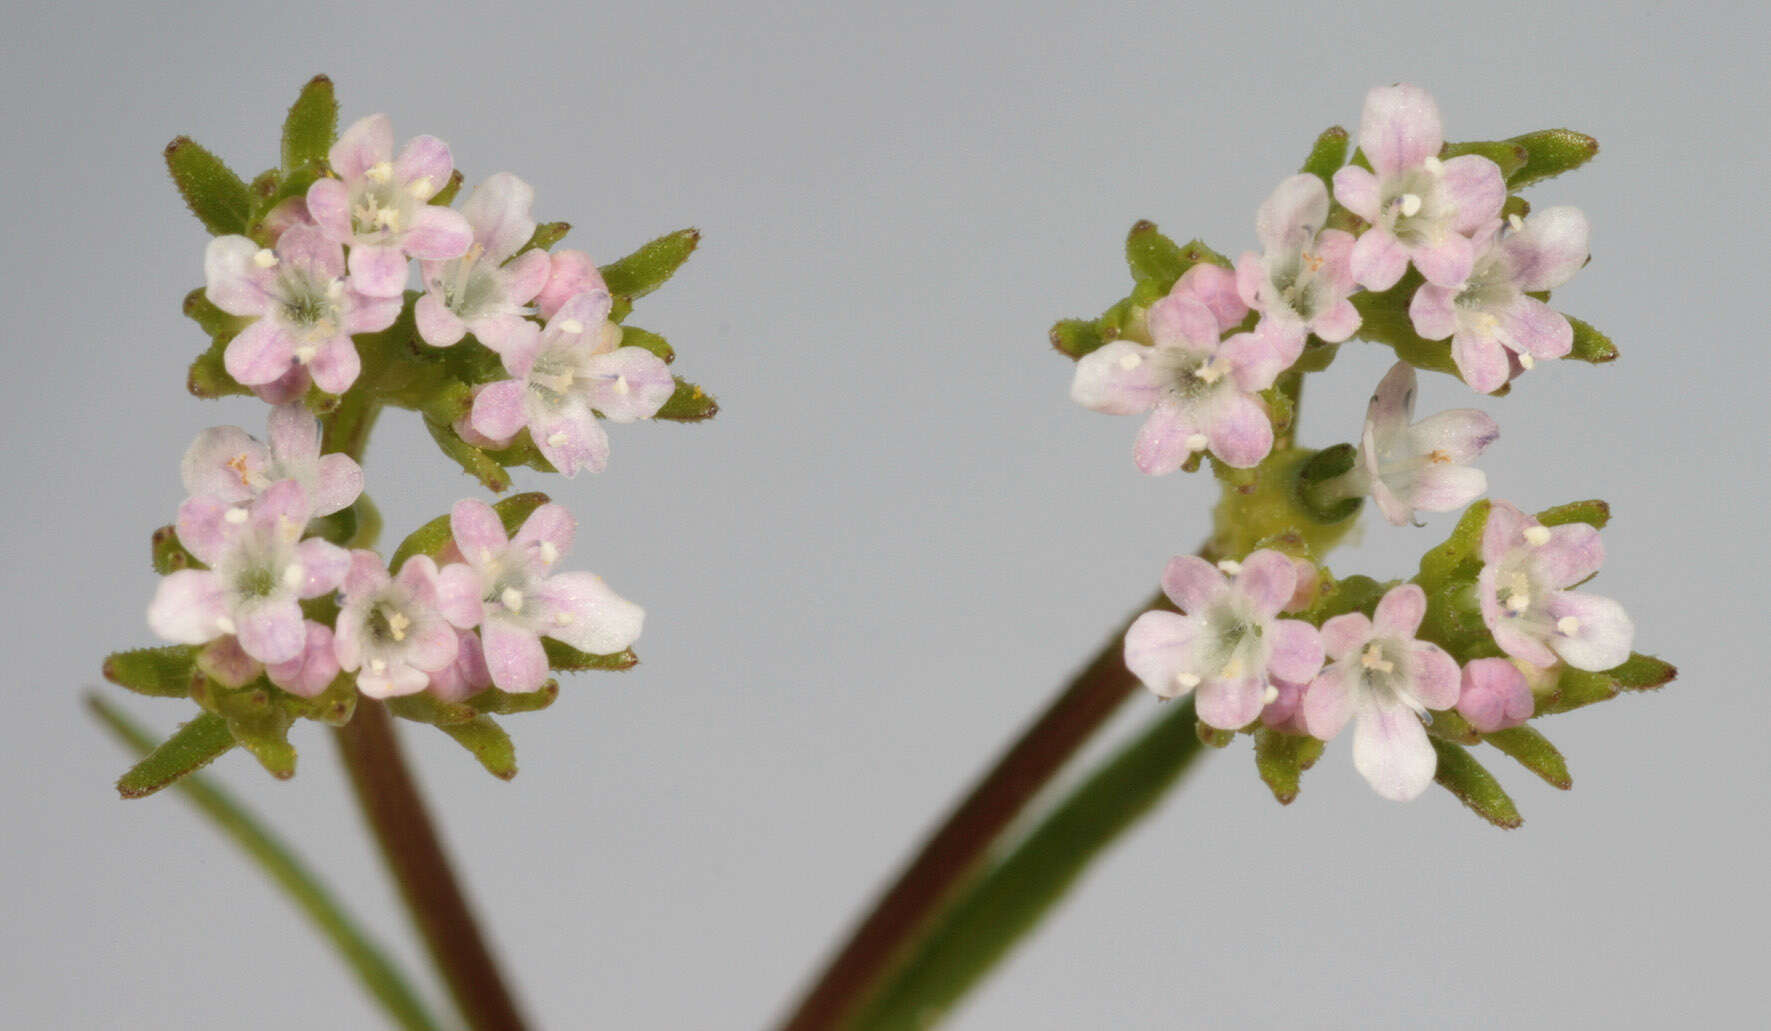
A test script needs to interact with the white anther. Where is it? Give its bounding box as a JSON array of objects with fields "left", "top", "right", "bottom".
[
  {"left": 1518, "top": 354, "right": 1536, "bottom": 370},
  {"left": 500, "top": 586, "right": 525, "bottom": 613},
  {"left": 370, "top": 658, "right": 387, "bottom": 673},
  {"left": 1262, "top": 685, "right": 1280, "bottom": 704},
  {"left": 224, "top": 507, "right": 249, "bottom": 524},
  {"left": 408, "top": 176, "right": 434, "bottom": 197},
  {"left": 1184, "top": 433, "right": 1209, "bottom": 452},
  {"left": 1196, "top": 356, "right": 1230, "bottom": 385},
  {"left": 293, "top": 344, "right": 318, "bottom": 364},
  {"left": 375, "top": 206, "right": 400, "bottom": 229},
  {"left": 1505, "top": 592, "right": 1531, "bottom": 613},
  {"left": 282, "top": 564, "right": 304, "bottom": 589},
  {"left": 538, "top": 541, "right": 559, "bottom": 564},
  {"left": 478, "top": 547, "right": 494, "bottom": 564},
  {"left": 1117, "top": 352, "right": 1142, "bottom": 370},
  {"left": 215, "top": 616, "right": 237, "bottom": 635},
  {"left": 559, "top": 318, "right": 585, "bottom": 335},
  {"left": 327, "top": 280, "right": 345, "bottom": 299},
  {"left": 1399, "top": 193, "right": 1423, "bottom": 217},
  {"left": 1217, "top": 559, "right": 1242, "bottom": 576},
  {"left": 1222, "top": 656, "right": 1246, "bottom": 680},
  {"left": 613, "top": 375, "right": 630, "bottom": 396},
  {"left": 552, "top": 612, "right": 575, "bottom": 627},
  {"left": 385, "top": 608, "right": 411, "bottom": 642},
  {"left": 1174, "top": 672, "right": 1202, "bottom": 689},
  {"left": 365, "top": 162, "right": 393, "bottom": 184},
  {"left": 252, "top": 248, "right": 278, "bottom": 268},
  {"left": 1422, "top": 155, "right": 1444, "bottom": 174},
  {"left": 1360, "top": 643, "right": 1395, "bottom": 674},
  {"left": 546, "top": 431, "right": 569, "bottom": 447},
  {"left": 1557, "top": 616, "right": 1581, "bottom": 636},
  {"left": 1508, "top": 213, "right": 1526, "bottom": 232},
  {"left": 1523, "top": 526, "right": 1552, "bottom": 546}
]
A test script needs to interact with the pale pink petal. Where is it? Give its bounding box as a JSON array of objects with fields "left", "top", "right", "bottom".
[
  {"left": 312, "top": 454, "right": 364, "bottom": 516},
  {"left": 532, "top": 408, "right": 611, "bottom": 477},
  {"left": 330, "top": 114, "right": 393, "bottom": 181},
  {"left": 1440, "top": 154, "right": 1507, "bottom": 234},
  {"left": 175, "top": 495, "right": 234, "bottom": 565},
  {"left": 224, "top": 320, "right": 295, "bottom": 386},
  {"left": 1319, "top": 612, "right": 1373, "bottom": 662},
  {"left": 1408, "top": 642, "right": 1461, "bottom": 710},
  {"left": 537, "top": 251, "right": 608, "bottom": 319},
  {"left": 1235, "top": 550, "right": 1298, "bottom": 620},
  {"left": 1351, "top": 228, "right": 1409, "bottom": 290},
  {"left": 1457, "top": 658, "right": 1534, "bottom": 732},
  {"left": 451, "top": 499, "right": 509, "bottom": 563},
  {"left": 503, "top": 249, "right": 553, "bottom": 305},
  {"left": 481, "top": 617, "right": 549, "bottom": 693},
  {"left": 303, "top": 178, "right": 353, "bottom": 242},
  {"left": 1234, "top": 252, "right": 1264, "bottom": 309},
  {"left": 1221, "top": 326, "right": 1295, "bottom": 393},
  {"left": 408, "top": 619, "right": 460, "bottom": 672},
  {"left": 292, "top": 538, "right": 349, "bottom": 597},
  {"left": 1331, "top": 166, "right": 1381, "bottom": 222},
  {"left": 1531, "top": 523, "right": 1605, "bottom": 589},
  {"left": 583, "top": 348, "right": 675, "bottom": 422},
  {"left": 275, "top": 224, "right": 345, "bottom": 281},
  {"left": 1396, "top": 464, "right": 1488, "bottom": 514},
  {"left": 147, "top": 570, "right": 228, "bottom": 644},
  {"left": 1315, "top": 229, "right": 1358, "bottom": 293},
  {"left": 1366, "top": 361, "right": 1416, "bottom": 439},
  {"left": 359, "top": 664, "right": 431, "bottom": 700},
  {"left": 1260, "top": 679, "right": 1308, "bottom": 733},
  {"left": 1545, "top": 592, "right": 1633, "bottom": 672},
  {"left": 1197, "top": 676, "right": 1265, "bottom": 730},
  {"left": 1452, "top": 326, "right": 1510, "bottom": 393},
  {"left": 1410, "top": 408, "right": 1499, "bottom": 463},
  {"left": 1492, "top": 619, "right": 1558, "bottom": 669},
  {"left": 348, "top": 244, "right": 409, "bottom": 297},
  {"left": 332, "top": 609, "right": 363, "bottom": 672},
  {"left": 1409, "top": 283, "right": 1459, "bottom": 340},
  {"left": 471, "top": 380, "right": 528, "bottom": 442},
  {"left": 1411, "top": 233, "right": 1474, "bottom": 287},
  {"left": 1161, "top": 555, "right": 1227, "bottom": 614},
  {"left": 266, "top": 403, "right": 319, "bottom": 470},
  {"left": 462, "top": 172, "right": 536, "bottom": 262},
  {"left": 416, "top": 293, "right": 468, "bottom": 347},
  {"left": 403, "top": 206, "right": 473, "bottom": 261},
  {"left": 1146, "top": 292, "right": 1219, "bottom": 351},
  {"left": 1070, "top": 341, "right": 1163, "bottom": 415},
  {"left": 203, "top": 235, "right": 274, "bottom": 316},
  {"left": 198, "top": 636, "right": 262, "bottom": 688},
  {"left": 512, "top": 503, "right": 576, "bottom": 565},
  {"left": 532, "top": 571, "right": 644, "bottom": 655},
  {"left": 393, "top": 554, "right": 441, "bottom": 602},
  {"left": 342, "top": 549, "right": 388, "bottom": 599},
  {"left": 307, "top": 336, "right": 362, "bottom": 395},
  {"left": 1268, "top": 619, "right": 1325, "bottom": 683},
  {"left": 490, "top": 320, "right": 542, "bottom": 370},
  {"left": 266, "top": 621, "right": 339, "bottom": 699},
  {"left": 1352, "top": 704, "right": 1437, "bottom": 801},
  {"left": 345, "top": 292, "right": 402, "bottom": 334},
  {"left": 1302, "top": 666, "right": 1354, "bottom": 739},
  {"left": 1498, "top": 296, "right": 1573, "bottom": 359},
  {"left": 1504, "top": 206, "right": 1590, "bottom": 291},
  {"left": 1374, "top": 583, "right": 1428, "bottom": 638},
  {"left": 1201, "top": 392, "right": 1273, "bottom": 469},
  {"left": 181, "top": 426, "right": 263, "bottom": 504},
  {"left": 435, "top": 562, "right": 486, "bottom": 629},
  {"left": 550, "top": 288, "right": 615, "bottom": 331},
  {"left": 393, "top": 135, "right": 453, "bottom": 196},
  {"left": 1480, "top": 502, "right": 1531, "bottom": 564},
  {"left": 250, "top": 479, "right": 311, "bottom": 538},
  {"left": 1312, "top": 297, "right": 1361, "bottom": 343},
  {"left": 1124, "top": 611, "right": 1201, "bottom": 699},
  {"left": 1360, "top": 83, "right": 1442, "bottom": 177},
  {"left": 1175, "top": 262, "right": 1248, "bottom": 331},
  {"left": 235, "top": 598, "right": 306, "bottom": 665},
  {"left": 1256, "top": 174, "right": 1330, "bottom": 251},
  {"left": 1133, "top": 400, "right": 1200, "bottom": 476}
]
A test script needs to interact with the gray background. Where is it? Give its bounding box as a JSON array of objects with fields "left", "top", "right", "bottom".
[{"left": 4, "top": 1, "right": 1765, "bottom": 1027}]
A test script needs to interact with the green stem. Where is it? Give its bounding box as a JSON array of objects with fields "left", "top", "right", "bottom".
[
  {"left": 88, "top": 695, "right": 445, "bottom": 1031},
  {"left": 855, "top": 697, "right": 1207, "bottom": 1029}
]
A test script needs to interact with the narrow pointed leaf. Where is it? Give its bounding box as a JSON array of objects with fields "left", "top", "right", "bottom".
[
  {"left": 386, "top": 692, "right": 479, "bottom": 726},
  {"left": 428, "top": 169, "right": 463, "bottom": 207},
  {"left": 654, "top": 377, "right": 719, "bottom": 422},
  {"left": 421, "top": 417, "right": 512, "bottom": 494},
  {"left": 1430, "top": 738, "right": 1522, "bottom": 829},
  {"left": 281, "top": 675, "right": 358, "bottom": 727},
  {"left": 116, "top": 711, "right": 236, "bottom": 799},
  {"left": 151, "top": 524, "right": 201, "bottom": 574},
  {"left": 618, "top": 326, "right": 676, "bottom": 363},
  {"left": 1301, "top": 126, "right": 1350, "bottom": 186},
  {"left": 1253, "top": 728, "right": 1325, "bottom": 805},
  {"left": 228, "top": 713, "right": 298, "bottom": 780},
  {"left": 1441, "top": 140, "right": 1529, "bottom": 178},
  {"left": 1612, "top": 652, "right": 1676, "bottom": 691},
  {"left": 1505, "top": 129, "right": 1599, "bottom": 189},
  {"left": 188, "top": 335, "right": 251, "bottom": 399},
  {"left": 437, "top": 716, "right": 518, "bottom": 779},
  {"left": 165, "top": 137, "right": 254, "bottom": 236},
  {"left": 1539, "top": 666, "right": 1620, "bottom": 715},
  {"left": 1484, "top": 726, "right": 1572, "bottom": 789},
  {"left": 1417, "top": 500, "right": 1491, "bottom": 587},
  {"left": 1050, "top": 317, "right": 1107, "bottom": 360},
  {"left": 600, "top": 228, "right": 699, "bottom": 298},
  {"left": 1566, "top": 314, "right": 1617, "bottom": 363},
  {"left": 1424, "top": 707, "right": 1480, "bottom": 745},
  {"left": 543, "top": 639, "right": 639, "bottom": 672},
  {"left": 182, "top": 288, "right": 248, "bottom": 338},
  {"left": 466, "top": 682, "right": 560, "bottom": 715},
  {"left": 1124, "top": 220, "right": 1187, "bottom": 287},
  {"left": 280, "top": 75, "right": 337, "bottom": 173},
  {"left": 103, "top": 646, "right": 198, "bottom": 698},
  {"left": 516, "top": 220, "right": 569, "bottom": 255},
  {"left": 1535, "top": 499, "right": 1610, "bottom": 530}
]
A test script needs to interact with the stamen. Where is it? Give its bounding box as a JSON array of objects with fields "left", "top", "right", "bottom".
[
  {"left": 479, "top": 547, "right": 494, "bottom": 564},
  {"left": 326, "top": 280, "right": 345, "bottom": 299},
  {"left": 1508, "top": 213, "right": 1526, "bottom": 232},
  {"left": 1556, "top": 616, "right": 1581, "bottom": 636},
  {"left": 546, "top": 431, "right": 569, "bottom": 447},
  {"left": 1360, "top": 643, "right": 1395, "bottom": 674},
  {"left": 252, "top": 248, "right": 278, "bottom": 268},
  {"left": 1523, "top": 526, "right": 1552, "bottom": 546},
  {"left": 365, "top": 162, "right": 393, "bottom": 184},
  {"left": 293, "top": 345, "right": 318, "bottom": 364},
  {"left": 1505, "top": 591, "right": 1530, "bottom": 614},
  {"left": 386, "top": 608, "right": 411, "bottom": 642},
  {"left": 1518, "top": 354, "right": 1536, "bottom": 370},
  {"left": 1195, "top": 356, "right": 1230, "bottom": 384},
  {"left": 1422, "top": 155, "right": 1444, "bottom": 174},
  {"left": 282, "top": 564, "right": 304, "bottom": 589},
  {"left": 1184, "top": 433, "right": 1209, "bottom": 452},
  {"left": 613, "top": 375, "right": 630, "bottom": 396},
  {"left": 370, "top": 658, "right": 388, "bottom": 673},
  {"left": 1117, "top": 352, "right": 1142, "bottom": 370},
  {"left": 1262, "top": 685, "right": 1280, "bottom": 704},
  {"left": 1428, "top": 448, "right": 1451, "bottom": 464},
  {"left": 500, "top": 586, "right": 525, "bottom": 613},
  {"left": 559, "top": 318, "right": 585, "bottom": 335},
  {"left": 1216, "top": 559, "right": 1241, "bottom": 576},
  {"left": 215, "top": 616, "right": 236, "bottom": 635},
  {"left": 408, "top": 176, "right": 434, "bottom": 197},
  {"left": 1174, "top": 671, "right": 1201, "bottom": 689},
  {"left": 1399, "top": 193, "right": 1423, "bottom": 217},
  {"left": 538, "top": 541, "right": 559, "bottom": 564},
  {"left": 552, "top": 612, "right": 574, "bottom": 627},
  {"left": 224, "top": 507, "right": 249, "bottom": 525}
]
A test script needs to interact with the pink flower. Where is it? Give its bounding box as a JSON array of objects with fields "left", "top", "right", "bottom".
[
  {"left": 180, "top": 403, "right": 363, "bottom": 516},
  {"left": 147, "top": 480, "right": 349, "bottom": 665},
  {"left": 1070, "top": 289, "right": 1290, "bottom": 472},
  {"left": 1456, "top": 657, "right": 1534, "bottom": 733},
  {"left": 1409, "top": 208, "right": 1591, "bottom": 393},
  {"left": 427, "top": 629, "right": 494, "bottom": 703},
  {"left": 1351, "top": 361, "right": 1497, "bottom": 525},
  {"left": 204, "top": 225, "right": 401, "bottom": 394},
  {"left": 415, "top": 173, "right": 552, "bottom": 354},
  {"left": 1333, "top": 84, "right": 1506, "bottom": 289},
  {"left": 1302, "top": 584, "right": 1461, "bottom": 801},
  {"left": 1235, "top": 174, "right": 1360, "bottom": 347},
  {"left": 434, "top": 500, "right": 644, "bottom": 693},
  {"left": 334, "top": 551, "right": 461, "bottom": 699},
  {"left": 1124, "top": 550, "right": 1325, "bottom": 729},
  {"left": 266, "top": 621, "right": 342, "bottom": 698},
  {"left": 468, "top": 292, "right": 675, "bottom": 476},
  {"left": 1477, "top": 502, "right": 1633, "bottom": 671},
  {"left": 305, "top": 114, "right": 473, "bottom": 296}
]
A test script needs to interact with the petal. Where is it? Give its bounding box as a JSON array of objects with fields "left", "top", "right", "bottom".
[
  {"left": 549, "top": 289, "right": 615, "bottom": 332},
  {"left": 345, "top": 292, "right": 402, "bottom": 334},
  {"left": 1479, "top": 502, "right": 1527, "bottom": 564},
  {"left": 1411, "top": 233, "right": 1474, "bottom": 288},
  {"left": 1497, "top": 296, "right": 1573, "bottom": 359},
  {"left": 1373, "top": 583, "right": 1428, "bottom": 638},
  {"left": 303, "top": 178, "right": 354, "bottom": 242},
  {"left": 1350, "top": 228, "right": 1409, "bottom": 290},
  {"left": 1267, "top": 619, "right": 1325, "bottom": 683},
  {"left": 1505, "top": 206, "right": 1590, "bottom": 291},
  {"left": 1070, "top": 341, "right": 1163, "bottom": 415},
  {"left": 435, "top": 562, "right": 486, "bottom": 629},
  {"left": 491, "top": 319, "right": 542, "bottom": 369},
  {"left": 1235, "top": 550, "right": 1298, "bottom": 621},
  {"left": 198, "top": 636, "right": 263, "bottom": 688},
  {"left": 330, "top": 114, "right": 393, "bottom": 181},
  {"left": 1408, "top": 284, "right": 1459, "bottom": 341},
  {"left": 249, "top": 479, "right": 311, "bottom": 541},
  {"left": 1133, "top": 400, "right": 1201, "bottom": 476},
  {"left": 295, "top": 538, "right": 350, "bottom": 597},
  {"left": 1407, "top": 641, "right": 1461, "bottom": 710},
  {"left": 462, "top": 172, "right": 537, "bottom": 262},
  {"left": 1301, "top": 666, "right": 1353, "bottom": 740},
  {"left": 1314, "top": 229, "right": 1358, "bottom": 294},
  {"left": 181, "top": 426, "right": 263, "bottom": 504},
  {"left": 450, "top": 499, "right": 509, "bottom": 564},
  {"left": 1311, "top": 297, "right": 1361, "bottom": 343},
  {"left": 532, "top": 408, "right": 611, "bottom": 477},
  {"left": 235, "top": 598, "right": 306, "bottom": 665},
  {"left": 407, "top": 618, "right": 461, "bottom": 672},
  {"left": 1394, "top": 463, "right": 1488, "bottom": 514},
  {"left": 1409, "top": 408, "right": 1499, "bottom": 463},
  {"left": 1319, "top": 613, "right": 1373, "bottom": 662},
  {"left": 1440, "top": 154, "right": 1507, "bottom": 234},
  {"left": 1452, "top": 326, "right": 1511, "bottom": 393},
  {"left": 1196, "top": 676, "right": 1265, "bottom": 730},
  {"left": 348, "top": 244, "right": 410, "bottom": 297},
  {"left": 203, "top": 235, "right": 274, "bottom": 316},
  {"left": 1545, "top": 592, "right": 1634, "bottom": 672},
  {"left": 312, "top": 454, "right": 365, "bottom": 516},
  {"left": 393, "top": 134, "right": 453, "bottom": 196},
  {"left": 1360, "top": 83, "right": 1443, "bottom": 176},
  {"left": 471, "top": 380, "right": 529, "bottom": 442},
  {"left": 415, "top": 292, "right": 468, "bottom": 347},
  {"left": 361, "top": 663, "right": 433, "bottom": 700},
  {"left": 175, "top": 494, "right": 237, "bottom": 566},
  {"left": 503, "top": 249, "right": 553, "bottom": 306},
  {"left": 342, "top": 548, "right": 389, "bottom": 601},
  {"left": 403, "top": 206, "right": 474, "bottom": 261},
  {"left": 1255, "top": 174, "right": 1330, "bottom": 252},
  {"left": 1146, "top": 292, "right": 1219, "bottom": 351},
  {"left": 481, "top": 617, "right": 549, "bottom": 693},
  {"left": 583, "top": 348, "right": 675, "bottom": 422},
  {"left": 1365, "top": 361, "right": 1417, "bottom": 443},
  {"left": 1331, "top": 166, "right": 1381, "bottom": 222},
  {"left": 1492, "top": 617, "right": 1558, "bottom": 669},
  {"left": 536, "top": 250, "right": 608, "bottom": 320},
  {"left": 1352, "top": 704, "right": 1437, "bottom": 801},
  {"left": 1124, "top": 611, "right": 1203, "bottom": 699},
  {"left": 266, "top": 402, "right": 321, "bottom": 472},
  {"left": 513, "top": 503, "right": 576, "bottom": 566},
  {"left": 1457, "top": 658, "right": 1534, "bottom": 732},
  {"left": 1221, "top": 325, "right": 1296, "bottom": 393},
  {"left": 1234, "top": 252, "right": 1264, "bottom": 309},
  {"left": 307, "top": 336, "right": 362, "bottom": 395},
  {"left": 1175, "top": 262, "right": 1248, "bottom": 331},
  {"left": 466, "top": 314, "right": 538, "bottom": 358},
  {"left": 1161, "top": 555, "right": 1227, "bottom": 614},
  {"left": 275, "top": 224, "right": 346, "bottom": 281},
  {"left": 147, "top": 570, "right": 228, "bottom": 644},
  {"left": 1201, "top": 392, "right": 1273, "bottom": 469},
  {"left": 1531, "top": 523, "right": 1605, "bottom": 589},
  {"left": 532, "top": 571, "right": 645, "bottom": 655},
  {"left": 223, "top": 320, "right": 295, "bottom": 386}
]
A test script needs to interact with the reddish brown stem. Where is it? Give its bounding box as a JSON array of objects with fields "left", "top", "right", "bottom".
[{"left": 334, "top": 701, "right": 530, "bottom": 1031}]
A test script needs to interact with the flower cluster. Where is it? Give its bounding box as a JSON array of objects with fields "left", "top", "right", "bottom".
[
  {"left": 1056, "top": 85, "right": 1669, "bottom": 821},
  {"left": 103, "top": 77, "right": 714, "bottom": 793}
]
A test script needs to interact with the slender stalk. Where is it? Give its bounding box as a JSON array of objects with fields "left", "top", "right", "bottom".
[
  {"left": 778, "top": 585, "right": 1192, "bottom": 1031},
  {"left": 334, "top": 700, "right": 531, "bottom": 1031},
  {"left": 88, "top": 695, "right": 445, "bottom": 1031}
]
